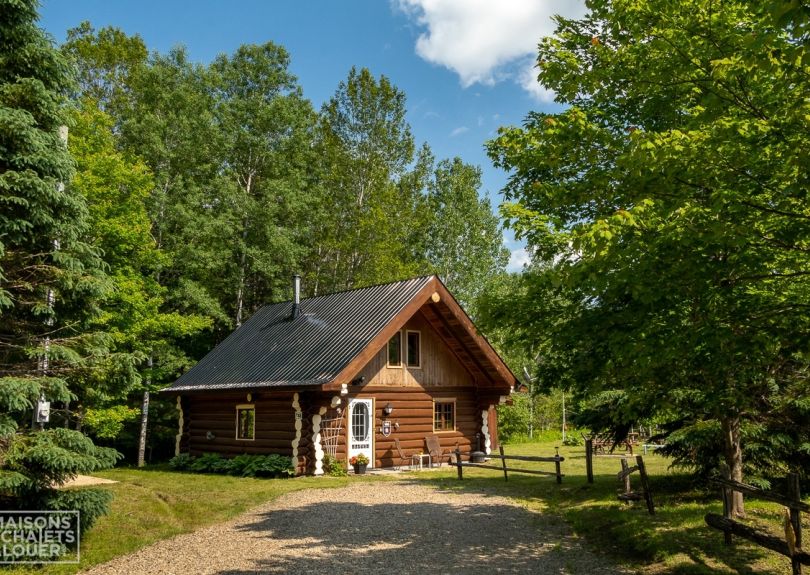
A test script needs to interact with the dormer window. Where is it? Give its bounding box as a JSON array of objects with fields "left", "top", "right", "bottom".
[
  {"left": 406, "top": 330, "right": 421, "bottom": 368},
  {"left": 387, "top": 332, "right": 402, "bottom": 367}
]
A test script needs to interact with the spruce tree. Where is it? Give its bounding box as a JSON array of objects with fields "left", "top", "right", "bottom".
[{"left": 0, "top": 0, "right": 118, "bottom": 523}]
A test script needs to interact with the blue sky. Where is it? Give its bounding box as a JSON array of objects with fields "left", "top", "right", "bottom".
[{"left": 38, "top": 0, "right": 584, "bottom": 271}]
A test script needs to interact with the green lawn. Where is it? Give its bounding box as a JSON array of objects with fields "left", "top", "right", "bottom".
[
  {"left": 8, "top": 443, "right": 807, "bottom": 574},
  {"left": 409, "top": 440, "right": 807, "bottom": 574}
]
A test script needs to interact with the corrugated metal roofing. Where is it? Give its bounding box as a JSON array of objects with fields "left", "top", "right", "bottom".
[{"left": 165, "top": 276, "right": 434, "bottom": 392}]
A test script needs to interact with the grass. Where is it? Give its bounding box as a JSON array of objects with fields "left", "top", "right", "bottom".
[
  {"left": 408, "top": 439, "right": 808, "bottom": 574},
  {"left": 6, "top": 443, "right": 807, "bottom": 574},
  {"left": 6, "top": 466, "right": 386, "bottom": 575}
]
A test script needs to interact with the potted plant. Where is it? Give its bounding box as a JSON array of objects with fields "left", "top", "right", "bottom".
[{"left": 350, "top": 453, "right": 369, "bottom": 474}]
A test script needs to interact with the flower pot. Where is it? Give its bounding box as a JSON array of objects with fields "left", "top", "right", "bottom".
[{"left": 353, "top": 462, "right": 368, "bottom": 474}]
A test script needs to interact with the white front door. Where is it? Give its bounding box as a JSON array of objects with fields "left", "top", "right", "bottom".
[{"left": 348, "top": 398, "right": 373, "bottom": 468}]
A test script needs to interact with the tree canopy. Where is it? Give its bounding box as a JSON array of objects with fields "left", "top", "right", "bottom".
[{"left": 486, "top": 0, "right": 810, "bottom": 511}]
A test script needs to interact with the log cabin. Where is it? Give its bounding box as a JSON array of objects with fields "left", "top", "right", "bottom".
[{"left": 162, "top": 275, "right": 516, "bottom": 475}]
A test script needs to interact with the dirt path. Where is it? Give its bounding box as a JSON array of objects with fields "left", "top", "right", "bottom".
[{"left": 81, "top": 480, "right": 623, "bottom": 574}]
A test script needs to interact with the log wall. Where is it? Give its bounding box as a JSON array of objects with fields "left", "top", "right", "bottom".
[
  {"left": 185, "top": 391, "right": 297, "bottom": 457},
  {"left": 312, "top": 386, "right": 490, "bottom": 469}
]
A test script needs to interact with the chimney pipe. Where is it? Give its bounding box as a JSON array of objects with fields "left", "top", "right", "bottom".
[{"left": 291, "top": 275, "right": 301, "bottom": 319}]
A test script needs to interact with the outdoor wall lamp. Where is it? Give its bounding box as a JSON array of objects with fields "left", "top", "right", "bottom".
[
  {"left": 383, "top": 402, "right": 394, "bottom": 417},
  {"left": 351, "top": 376, "right": 365, "bottom": 385}
]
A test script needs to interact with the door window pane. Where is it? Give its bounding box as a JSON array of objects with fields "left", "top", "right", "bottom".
[{"left": 352, "top": 402, "right": 369, "bottom": 442}]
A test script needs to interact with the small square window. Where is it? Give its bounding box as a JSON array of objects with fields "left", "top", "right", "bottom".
[
  {"left": 406, "top": 331, "right": 420, "bottom": 367},
  {"left": 388, "top": 332, "right": 402, "bottom": 366},
  {"left": 434, "top": 400, "right": 455, "bottom": 431},
  {"left": 236, "top": 405, "right": 255, "bottom": 440}
]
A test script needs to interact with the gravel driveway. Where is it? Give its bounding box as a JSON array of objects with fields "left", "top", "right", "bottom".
[{"left": 81, "top": 480, "right": 622, "bottom": 574}]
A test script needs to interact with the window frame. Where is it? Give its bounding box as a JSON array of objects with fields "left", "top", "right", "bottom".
[
  {"left": 387, "top": 331, "right": 403, "bottom": 368},
  {"left": 433, "top": 398, "right": 456, "bottom": 433},
  {"left": 406, "top": 329, "right": 421, "bottom": 368},
  {"left": 235, "top": 404, "right": 256, "bottom": 441}
]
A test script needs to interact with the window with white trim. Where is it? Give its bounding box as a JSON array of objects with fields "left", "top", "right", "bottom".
[
  {"left": 406, "top": 330, "right": 421, "bottom": 368},
  {"left": 433, "top": 399, "right": 455, "bottom": 432},
  {"left": 387, "top": 331, "right": 402, "bottom": 367},
  {"left": 236, "top": 405, "right": 255, "bottom": 440}
]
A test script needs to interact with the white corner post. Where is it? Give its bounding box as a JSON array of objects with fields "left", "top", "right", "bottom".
[
  {"left": 312, "top": 406, "right": 328, "bottom": 475},
  {"left": 291, "top": 393, "right": 302, "bottom": 462},
  {"left": 481, "top": 410, "right": 491, "bottom": 455},
  {"left": 174, "top": 396, "right": 184, "bottom": 457}
]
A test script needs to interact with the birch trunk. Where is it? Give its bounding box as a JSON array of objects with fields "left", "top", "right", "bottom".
[{"left": 137, "top": 355, "right": 153, "bottom": 467}]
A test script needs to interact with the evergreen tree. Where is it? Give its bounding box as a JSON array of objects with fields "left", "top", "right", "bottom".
[{"left": 0, "top": 0, "right": 118, "bottom": 523}]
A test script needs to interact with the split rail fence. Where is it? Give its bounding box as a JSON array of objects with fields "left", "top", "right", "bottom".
[
  {"left": 705, "top": 472, "right": 808, "bottom": 574},
  {"left": 454, "top": 445, "right": 565, "bottom": 483}
]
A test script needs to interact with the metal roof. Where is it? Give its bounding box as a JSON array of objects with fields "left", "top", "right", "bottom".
[{"left": 165, "top": 276, "right": 434, "bottom": 392}]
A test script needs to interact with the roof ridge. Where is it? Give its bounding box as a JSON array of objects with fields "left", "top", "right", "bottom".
[{"left": 270, "top": 274, "right": 436, "bottom": 306}]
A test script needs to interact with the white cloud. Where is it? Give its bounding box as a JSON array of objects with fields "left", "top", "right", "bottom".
[
  {"left": 519, "top": 58, "right": 557, "bottom": 102},
  {"left": 507, "top": 247, "right": 532, "bottom": 272},
  {"left": 397, "top": 0, "right": 585, "bottom": 97},
  {"left": 450, "top": 126, "right": 469, "bottom": 137}
]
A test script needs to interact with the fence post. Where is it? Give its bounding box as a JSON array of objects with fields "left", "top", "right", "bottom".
[
  {"left": 499, "top": 444, "right": 508, "bottom": 481},
  {"left": 620, "top": 458, "right": 631, "bottom": 495},
  {"left": 636, "top": 455, "right": 655, "bottom": 515},
  {"left": 554, "top": 446, "right": 562, "bottom": 484},
  {"left": 585, "top": 438, "right": 594, "bottom": 484},
  {"left": 788, "top": 472, "right": 802, "bottom": 575},
  {"left": 455, "top": 447, "right": 463, "bottom": 480}
]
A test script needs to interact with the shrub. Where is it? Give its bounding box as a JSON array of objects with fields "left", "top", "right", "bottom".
[
  {"left": 562, "top": 434, "right": 582, "bottom": 446},
  {"left": 323, "top": 454, "right": 347, "bottom": 477},
  {"left": 172, "top": 453, "right": 295, "bottom": 478},
  {"left": 188, "top": 453, "right": 230, "bottom": 473},
  {"left": 236, "top": 454, "right": 294, "bottom": 478},
  {"left": 225, "top": 454, "right": 254, "bottom": 476},
  {"left": 0, "top": 429, "right": 120, "bottom": 560},
  {"left": 168, "top": 453, "right": 193, "bottom": 470},
  {"left": 41, "top": 488, "right": 114, "bottom": 534}
]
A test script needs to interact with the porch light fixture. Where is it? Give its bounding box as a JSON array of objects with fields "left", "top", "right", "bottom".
[{"left": 383, "top": 402, "right": 394, "bottom": 417}]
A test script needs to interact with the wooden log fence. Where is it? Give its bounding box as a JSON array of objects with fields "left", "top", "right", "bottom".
[
  {"left": 615, "top": 455, "right": 655, "bottom": 515},
  {"left": 454, "top": 445, "right": 565, "bottom": 484},
  {"left": 705, "top": 472, "right": 807, "bottom": 575}
]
